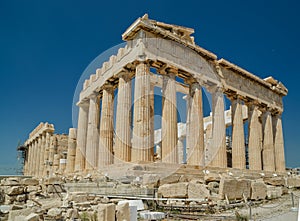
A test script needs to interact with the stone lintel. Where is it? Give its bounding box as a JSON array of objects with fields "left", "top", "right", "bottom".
[
  {"left": 218, "top": 58, "right": 287, "bottom": 96},
  {"left": 25, "top": 122, "right": 55, "bottom": 146}
]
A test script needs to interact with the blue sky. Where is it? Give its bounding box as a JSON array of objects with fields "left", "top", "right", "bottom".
[{"left": 0, "top": 0, "right": 299, "bottom": 174}]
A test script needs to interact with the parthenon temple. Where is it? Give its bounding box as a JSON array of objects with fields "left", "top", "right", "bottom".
[{"left": 22, "top": 14, "right": 288, "bottom": 178}]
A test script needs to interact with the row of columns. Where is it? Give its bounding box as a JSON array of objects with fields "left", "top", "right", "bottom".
[
  {"left": 25, "top": 131, "right": 57, "bottom": 177},
  {"left": 230, "top": 96, "right": 285, "bottom": 172},
  {"left": 75, "top": 62, "right": 231, "bottom": 173},
  {"left": 25, "top": 64, "right": 286, "bottom": 176}
]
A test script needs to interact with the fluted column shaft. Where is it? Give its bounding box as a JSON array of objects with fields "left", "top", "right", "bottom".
[
  {"left": 114, "top": 73, "right": 132, "bottom": 163},
  {"left": 177, "top": 137, "right": 184, "bottom": 164},
  {"left": 27, "top": 143, "right": 33, "bottom": 175},
  {"left": 39, "top": 134, "right": 46, "bottom": 177},
  {"left": 43, "top": 132, "right": 50, "bottom": 176},
  {"left": 273, "top": 114, "right": 285, "bottom": 172},
  {"left": 132, "top": 62, "right": 153, "bottom": 162},
  {"left": 48, "top": 136, "right": 55, "bottom": 175},
  {"left": 209, "top": 87, "right": 227, "bottom": 168},
  {"left": 85, "top": 94, "right": 100, "bottom": 171},
  {"left": 74, "top": 102, "right": 89, "bottom": 172},
  {"left": 231, "top": 97, "right": 246, "bottom": 169},
  {"left": 98, "top": 84, "right": 114, "bottom": 167},
  {"left": 66, "top": 128, "right": 77, "bottom": 174},
  {"left": 162, "top": 72, "right": 178, "bottom": 163},
  {"left": 248, "top": 104, "right": 262, "bottom": 170},
  {"left": 186, "top": 82, "right": 204, "bottom": 165},
  {"left": 35, "top": 136, "right": 42, "bottom": 177},
  {"left": 150, "top": 84, "right": 155, "bottom": 161},
  {"left": 262, "top": 111, "right": 275, "bottom": 171},
  {"left": 31, "top": 140, "right": 37, "bottom": 176},
  {"left": 24, "top": 144, "right": 29, "bottom": 175}
]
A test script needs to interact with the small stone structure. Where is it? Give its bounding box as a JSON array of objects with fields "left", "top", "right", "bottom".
[{"left": 23, "top": 14, "right": 287, "bottom": 178}]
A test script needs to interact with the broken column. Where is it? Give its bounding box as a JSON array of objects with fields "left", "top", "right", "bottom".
[{"left": 66, "top": 128, "right": 77, "bottom": 174}]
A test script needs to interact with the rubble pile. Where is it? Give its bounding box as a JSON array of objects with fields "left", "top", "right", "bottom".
[{"left": 0, "top": 172, "right": 300, "bottom": 221}]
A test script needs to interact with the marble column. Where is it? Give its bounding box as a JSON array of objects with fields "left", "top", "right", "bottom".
[
  {"left": 53, "top": 154, "right": 59, "bottom": 172},
  {"left": 66, "top": 128, "right": 77, "bottom": 174},
  {"left": 132, "top": 62, "right": 153, "bottom": 162},
  {"left": 150, "top": 84, "right": 155, "bottom": 162},
  {"left": 114, "top": 72, "right": 132, "bottom": 163},
  {"left": 248, "top": 103, "right": 262, "bottom": 170},
  {"left": 35, "top": 136, "right": 42, "bottom": 177},
  {"left": 231, "top": 97, "right": 246, "bottom": 169},
  {"left": 262, "top": 110, "right": 275, "bottom": 171},
  {"left": 27, "top": 143, "right": 33, "bottom": 175},
  {"left": 39, "top": 134, "right": 46, "bottom": 177},
  {"left": 177, "top": 137, "right": 184, "bottom": 164},
  {"left": 43, "top": 132, "right": 51, "bottom": 176},
  {"left": 209, "top": 87, "right": 227, "bottom": 168},
  {"left": 162, "top": 71, "right": 178, "bottom": 163},
  {"left": 48, "top": 136, "right": 55, "bottom": 175},
  {"left": 31, "top": 140, "right": 37, "bottom": 176},
  {"left": 98, "top": 84, "right": 114, "bottom": 167},
  {"left": 74, "top": 101, "right": 89, "bottom": 172},
  {"left": 273, "top": 113, "right": 286, "bottom": 172},
  {"left": 155, "top": 142, "right": 162, "bottom": 161},
  {"left": 186, "top": 82, "right": 204, "bottom": 166},
  {"left": 85, "top": 94, "right": 100, "bottom": 171}
]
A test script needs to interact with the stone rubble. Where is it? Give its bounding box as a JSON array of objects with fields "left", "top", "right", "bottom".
[{"left": 1, "top": 172, "right": 300, "bottom": 220}]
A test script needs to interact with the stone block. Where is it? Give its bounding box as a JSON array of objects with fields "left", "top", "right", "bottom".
[
  {"left": 188, "top": 183, "right": 210, "bottom": 199},
  {"left": 142, "top": 174, "right": 160, "bottom": 186},
  {"left": 159, "top": 174, "right": 181, "bottom": 185},
  {"left": 97, "top": 203, "right": 116, "bottom": 221},
  {"left": 8, "top": 208, "right": 33, "bottom": 221},
  {"left": 40, "top": 198, "right": 63, "bottom": 210},
  {"left": 68, "top": 193, "right": 88, "bottom": 202},
  {"left": 219, "top": 177, "right": 251, "bottom": 200},
  {"left": 264, "top": 177, "right": 285, "bottom": 186},
  {"left": 286, "top": 177, "right": 300, "bottom": 188},
  {"left": 251, "top": 181, "right": 267, "bottom": 200},
  {"left": 204, "top": 173, "right": 221, "bottom": 183},
  {"left": 47, "top": 184, "right": 63, "bottom": 193},
  {"left": 14, "top": 215, "right": 27, "bottom": 221},
  {"left": 7, "top": 186, "right": 24, "bottom": 196},
  {"left": 66, "top": 208, "right": 79, "bottom": 219},
  {"left": 20, "top": 178, "right": 39, "bottom": 186},
  {"left": 116, "top": 202, "right": 130, "bottom": 221},
  {"left": 24, "top": 186, "right": 39, "bottom": 193},
  {"left": 16, "top": 194, "right": 26, "bottom": 202},
  {"left": 207, "top": 181, "right": 219, "bottom": 194},
  {"left": 1, "top": 178, "right": 20, "bottom": 186},
  {"left": 118, "top": 200, "right": 144, "bottom": 211},
  {"left": 45, "top": 177, "right": 64, "bottom": 185},
  {"left": 266, "top": 185, "right": 282, "bottom": 199},
  {"left": 158, "top": 182, "right": 188, "bottom": 198},
  {"left": 24, "top": 213, "right": 39, "bottom": 221},
  {"left": 5, "top": 195, "right": 16, "bottom": 204},
  {"left": 47, "top": 207, "right": 62, "bottom": 219}
]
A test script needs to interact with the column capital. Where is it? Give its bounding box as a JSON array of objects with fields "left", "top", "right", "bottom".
[
  {"left": 116, "top": 69, "right": 131, "bottom": 81},
  {"left": 134, "top": 59, "right": 151, "bottom": 67},
  {"left": 77, "top": 99, "right": 90, "bottom": 108},
  {"left": 245, "top": 99, "right": 261, "bottom": 107},
  {"left": 88, "top": 92, "right": 99, "bottom": 100},
  {"left": 102, "top": 82, "right": 114, "bottom": 91},
  {"left": 206, "top": 84, "right": 224, "bottom": 94},
  {"left": 226, "top": 92, "right": 244, "bottom": 102}
]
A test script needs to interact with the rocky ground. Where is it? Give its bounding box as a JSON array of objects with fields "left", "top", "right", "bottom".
[{"left": 0, "top": 171, "right": 300, "bottom": 221}]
